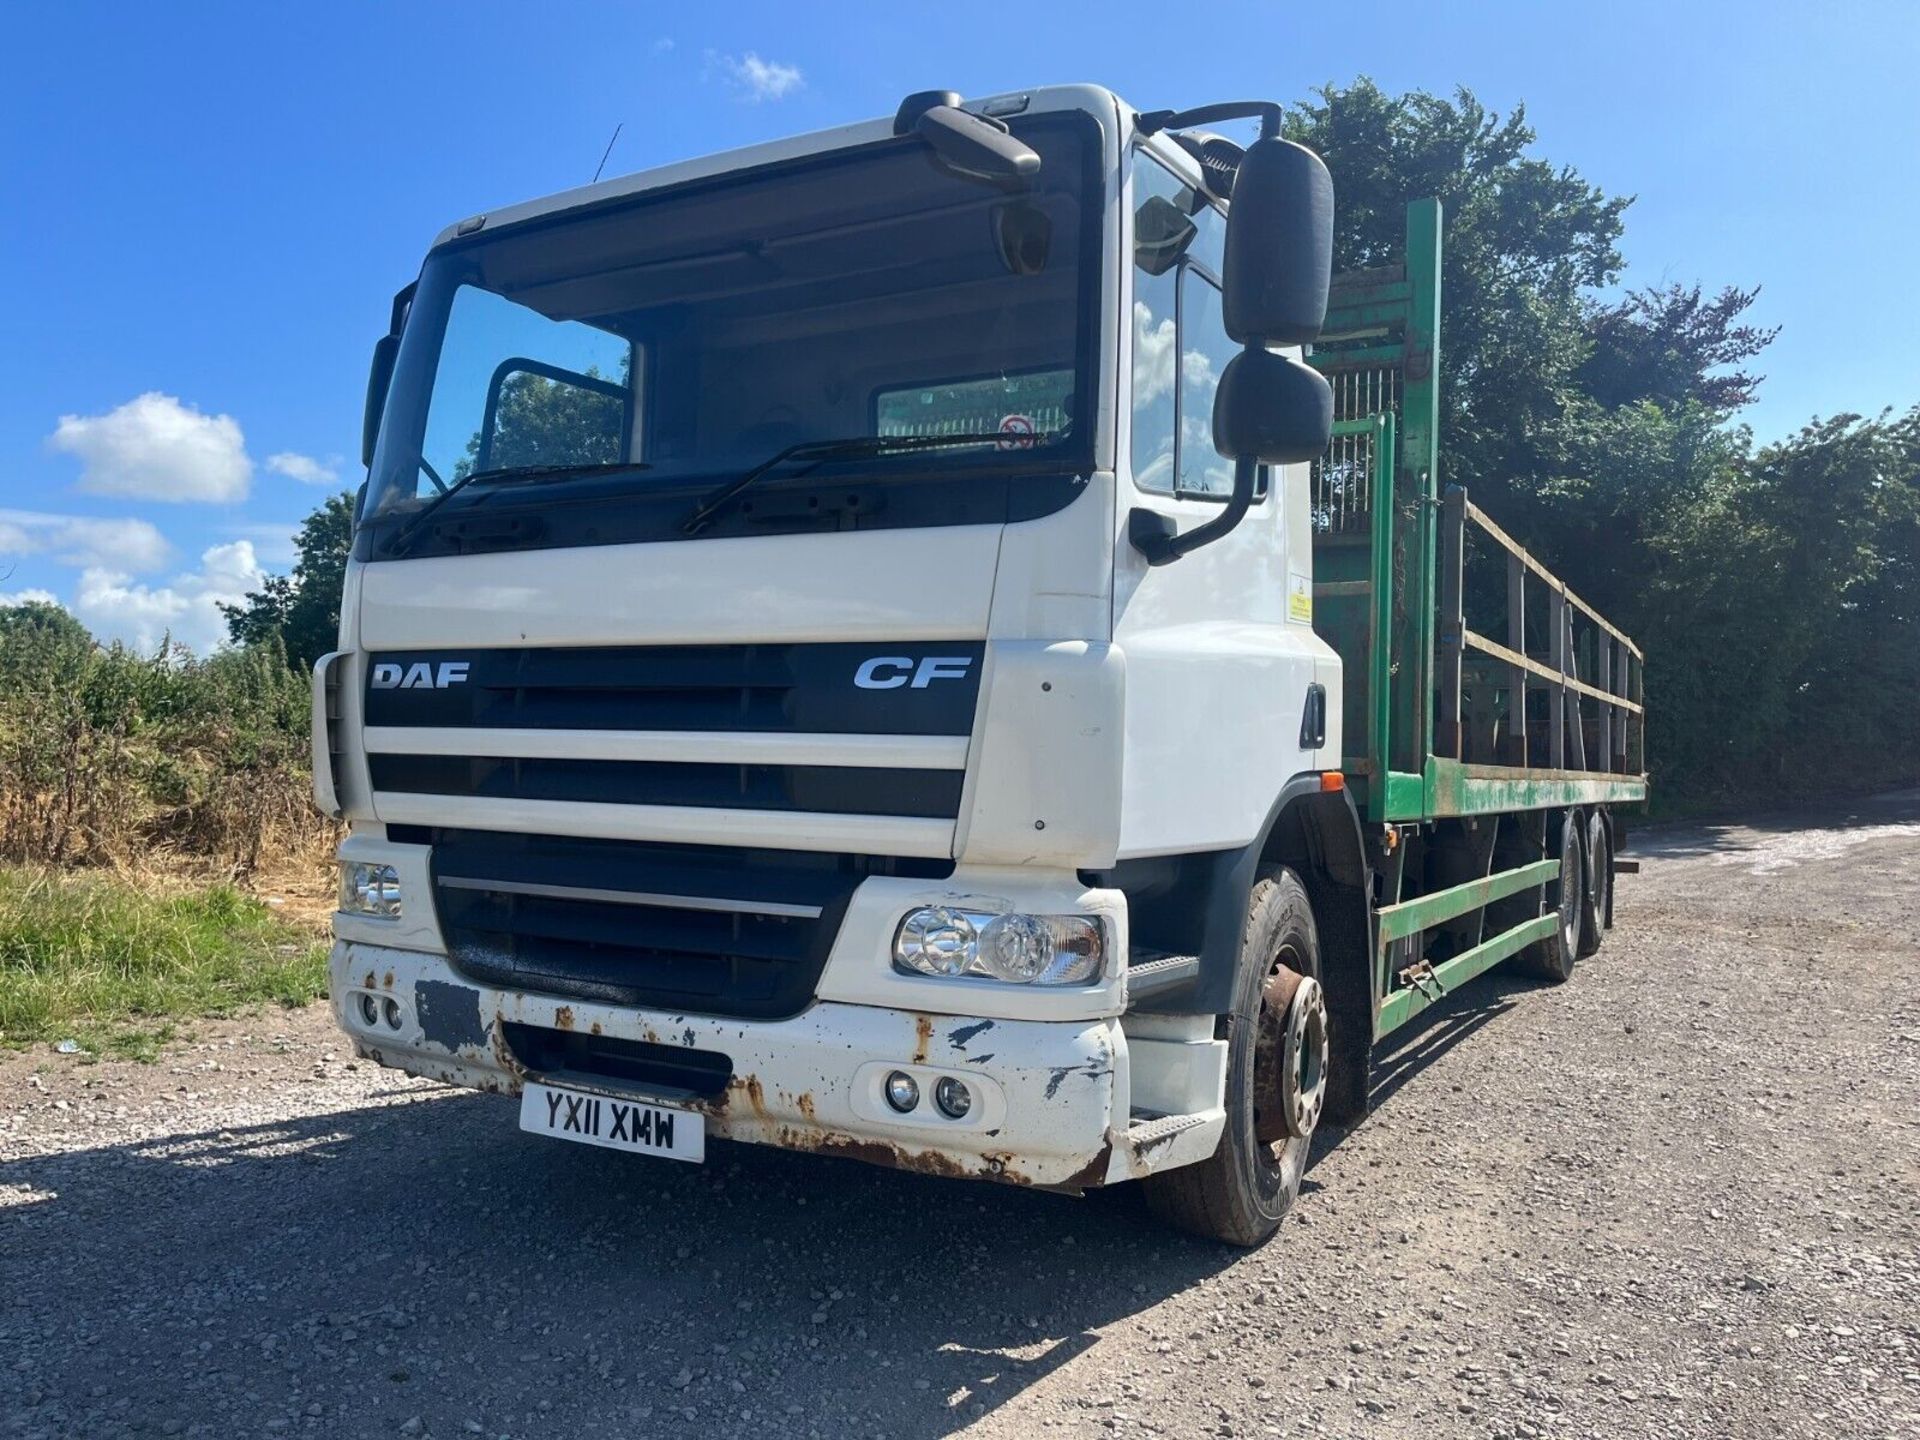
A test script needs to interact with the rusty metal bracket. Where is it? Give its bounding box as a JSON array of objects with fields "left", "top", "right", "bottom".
[{"left": 1397, "top": 958, "right": 1445, "bottom": 1001}]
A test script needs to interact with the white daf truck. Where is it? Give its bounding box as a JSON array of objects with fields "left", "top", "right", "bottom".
[{"left": 319, "top": 85, "right": 1647, "bottom": 1245}]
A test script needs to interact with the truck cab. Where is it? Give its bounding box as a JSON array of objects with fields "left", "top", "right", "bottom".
[{"left": 318, "top": 84, "right": 1644, "bottom": 1246}]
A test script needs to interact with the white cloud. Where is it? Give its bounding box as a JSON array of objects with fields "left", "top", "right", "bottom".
[
  {"left": 652, "top": 36, "right": 675, "bottom": 54},
  {"left": 0, "top": 509, "right": 172, "bottom": 573},
  {"left": 0, "top": 588, "right": 61, "bottom": 609},
  {"left": 72, "top": 540, "right": 264, "bottom": 654},
  {"left": 716, "top": 51, "right": 803, "bottom": 102},
  {"left": 266, "top": 451, "right": 340, "bottom": 486},
  {"left": 49, "top": 392, "right": 252, "bottom": 503},
  {"left": 1133, "top": 300, "right": 1178, "bottom": 405}
]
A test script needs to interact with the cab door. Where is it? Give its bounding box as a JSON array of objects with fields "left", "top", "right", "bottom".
[{"left": 1110, "top": 142, "right": 1339, "bottom": 858}]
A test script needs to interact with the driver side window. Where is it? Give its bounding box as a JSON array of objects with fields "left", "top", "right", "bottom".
[{"left": 1129, "top": 150, "right": 1234, "bottom": 499}]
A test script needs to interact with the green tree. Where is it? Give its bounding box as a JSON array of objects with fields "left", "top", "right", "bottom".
[
  {"left": 221, "top": 491, "right": 355, "bottom": 670},
  {"left": 1642, "top": 408, "right": 1920, "bottom": 797},
  {"left": 453, "top": 368, "right": 624, "bottom": 480},
  {"left": 1287, "top": 80, "right": 1915, "bottom": 808},
  {"left": 1286, "top": 82, "right": 1628, "bottom": 513},
  {"left": 0, "top": 599, "right": 93, "bottom": 651}
]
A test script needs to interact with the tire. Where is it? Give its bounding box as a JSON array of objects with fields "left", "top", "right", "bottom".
[
  {"left": 1515, "top": 810, "right": 1585, "bottom": 982},
  {"left": 1578, "top": 809, "right": 1610, "bottom": 958},
  {"left": 1144, "top": 867, "right": 1326, "bottom": 1247}
]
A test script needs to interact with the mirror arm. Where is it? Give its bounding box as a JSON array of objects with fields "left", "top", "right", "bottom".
[
  {"left": 1131, "top": 455, "right": 1258, "bottom": 567},
  {"left": 1137, "top": 101, "right": 1282, "bottom": 142}
]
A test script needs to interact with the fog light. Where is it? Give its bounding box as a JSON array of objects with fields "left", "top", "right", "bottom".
[
  {"left": 893, "top": 904, "right": 1104, "bottom": 985},
  {"left": 884, "top": 1071, "right": 920, "bottom": 1113},
  {"left": 356, "top": 992, "right": 379, "bottom": 1027},
  {"left": 339, "top": 862, "right": 401, "bottom": 918},
  {"left": 382, "top": 996, "right": 402, "bottom": 1030},
  {"left": 933, "top": 1076, "right": 973, "bottom": 1120}
]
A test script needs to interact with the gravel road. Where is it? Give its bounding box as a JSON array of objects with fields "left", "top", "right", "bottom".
[{"left": 4, "top": 793, "right": 1917, "bottom": 1440}]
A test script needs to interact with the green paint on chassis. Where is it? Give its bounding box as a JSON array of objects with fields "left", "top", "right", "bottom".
[{"left": 1308, "top": 202, "right": 1646, "bottom": 1039}]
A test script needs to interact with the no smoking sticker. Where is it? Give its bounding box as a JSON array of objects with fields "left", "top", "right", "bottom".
[{"left": 996, "top": 413, "right": 1038, "bottom": 450}]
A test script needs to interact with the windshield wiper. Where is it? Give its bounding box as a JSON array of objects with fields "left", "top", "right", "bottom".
[
  {"left": 679, "top": 433, "right": 1025, "bottom": 536},
  {"left": 384, "top": 461, "right": 652, "bottom": 557}
]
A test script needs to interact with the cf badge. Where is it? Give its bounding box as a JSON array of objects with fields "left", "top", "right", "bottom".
[{"left": 854, "top": 656, "right": 974, "bottom": 690}]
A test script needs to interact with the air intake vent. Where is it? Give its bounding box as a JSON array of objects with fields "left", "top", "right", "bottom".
[{"left": 410, "top": 826, "right": 950, "bottom": 1020}]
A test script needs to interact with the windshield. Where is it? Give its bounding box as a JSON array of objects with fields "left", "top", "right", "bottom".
[{"left": 363, "top": 111, "right": 1103, "bottom": 550}]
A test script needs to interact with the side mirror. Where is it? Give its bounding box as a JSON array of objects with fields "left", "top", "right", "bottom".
[
  {"left": 1130, "top": 352, "right": 1331, "bottom": 568},
  {"left": 361, "top": 333, "right": 399, "bottom": 470},
  {"left": 1133, "top": 194, "right": 1198, "bottom": 277},
  {"left": 1212, "top": 347, "right": 1333, "bottom": 465},
  {"left": 910, "top": 103, "right": 1040, "bottom": 190},
  {"left": 1220, "top": 137, "right": 1333, "bottom": 346},
  {"left": 1129, "top": 104, "right": 1336, "bottom": 567},
  {"left": 993, "top": 200, "right": 1053, "bottom": 276},
  {"left": 362, "top": 282, "right": 416, "bottom": 470}
]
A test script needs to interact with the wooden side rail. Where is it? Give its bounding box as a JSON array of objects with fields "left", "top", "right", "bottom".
[{"left": 1437, "top": 485, "right": 1645, "bottom": 774}]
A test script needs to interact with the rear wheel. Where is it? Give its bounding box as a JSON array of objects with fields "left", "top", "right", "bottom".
[
  {"left": 1144, "top": 868, "right": 1328, "bottom": 1247},
  {"left": 1516, "top": 810, "right": 1585, "bottom": 982},
  {"left": 1578, "top": 809, "right": 1611, "bottom": 957}
]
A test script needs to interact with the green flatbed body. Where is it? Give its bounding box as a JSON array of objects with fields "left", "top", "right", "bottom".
[
  {"left": 1307, "top": 199, "right": 1649, "bottom": 825},
  {"left": 1305, "top": 201, "right": 1648, "bottom": 1039}
]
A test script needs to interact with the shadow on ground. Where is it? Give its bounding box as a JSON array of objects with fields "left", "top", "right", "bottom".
[
  {"left": 5, "top": 1083, "right": 1213, "bottom": 1437},
  {"left": 0, "top": 964, "right": 1545, "bottom": 1440}
]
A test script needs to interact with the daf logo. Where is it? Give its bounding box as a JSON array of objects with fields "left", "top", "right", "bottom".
[
  {"left": 371, "top": 660, "right": 471, "bottom": 690},
  {"left": 853, "top": 655, "right": 973, "bottom": 690}
]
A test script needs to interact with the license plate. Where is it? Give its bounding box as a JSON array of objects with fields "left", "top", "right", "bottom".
[{"left": 519, "top": 1081, "right": 704, "bottom": 1163}]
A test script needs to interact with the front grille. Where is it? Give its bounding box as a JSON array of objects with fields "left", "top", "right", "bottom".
[
  {"left": 406, "top": 826, "right": 950, "bottom": 1020},
  {"left": 364, "top": 642, "right": 983, "bottom": 735},
  {"left": 367, "top": 754, "right": 961, "bottom": 818}
]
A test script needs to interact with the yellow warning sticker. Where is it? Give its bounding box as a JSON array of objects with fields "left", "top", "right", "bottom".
[{"left": 1287, "top": 571, "right": 1313, "bottom": 623}]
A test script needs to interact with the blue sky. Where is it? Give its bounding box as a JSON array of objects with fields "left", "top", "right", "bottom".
[{"left": 3, "top": 1, "right": 1914, "bottom": 650}]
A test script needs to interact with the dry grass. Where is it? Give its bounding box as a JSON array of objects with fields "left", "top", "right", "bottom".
[{"left": 0, "top": 614, "right": 339, "bottom": 1055}]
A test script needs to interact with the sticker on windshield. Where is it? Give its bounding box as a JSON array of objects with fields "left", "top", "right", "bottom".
[{"left": 996, "top": 414, "right": 1038, "bottom": 450}]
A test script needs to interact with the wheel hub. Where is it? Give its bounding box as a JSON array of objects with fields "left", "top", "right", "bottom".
[{"left": 1254, "top": 968, "right": 1329, "bottom": 1146}]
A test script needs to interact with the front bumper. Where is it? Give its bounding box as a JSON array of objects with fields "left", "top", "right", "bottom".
[{"left": 333, "top": 942, "right": 1130, "bottom": 1192}]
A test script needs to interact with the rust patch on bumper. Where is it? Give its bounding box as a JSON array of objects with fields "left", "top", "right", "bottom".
[
  {"left": 730, "top": 1074, "right": 769, "bottom": 1120},
  {"left": 753, "top": 1125, "right": 1101, "bottom": 1195},
  {"left": 553, "top": 1005, "right": 575, "bottom": 1031},
  {"left": 487, "top": 1019, "right": 525, "bottom": 1082},
  {"left": 794, "top": 1130, "right": 971, "bottom": 1181},
  {"left": 1041, "top": 1138, "right": 1114, "bottom": 1196},
  {"left": 912, "top": 1014, "right": 933, "bottom": 1063}
]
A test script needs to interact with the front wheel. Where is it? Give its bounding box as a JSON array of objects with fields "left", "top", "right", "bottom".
[{"left": 1143, "top": 867, "right": 1328, "bottom": 1247}]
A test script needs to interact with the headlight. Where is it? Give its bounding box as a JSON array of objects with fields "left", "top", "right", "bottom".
[
  {"left": 893, "top": 904, "right": 1104, "bottom": 985},
  {"left": 339, "top": 862, "right": 402, "bottom": 918}
]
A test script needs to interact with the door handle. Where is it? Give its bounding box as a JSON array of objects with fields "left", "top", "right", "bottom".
[{"left": 1299, "top": 683, "right": 1327, "bottom": 749}]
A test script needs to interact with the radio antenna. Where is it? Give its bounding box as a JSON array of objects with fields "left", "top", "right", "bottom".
[{"left": 591, "top": 123, "right": 624, "bottom": 184}]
